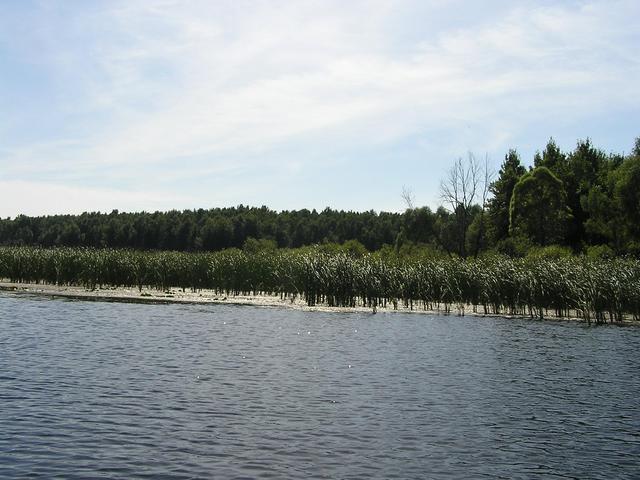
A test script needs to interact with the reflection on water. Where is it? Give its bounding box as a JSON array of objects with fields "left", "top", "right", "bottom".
[{"left": 1, "top": 292, "right": 639, "bottom": 479}]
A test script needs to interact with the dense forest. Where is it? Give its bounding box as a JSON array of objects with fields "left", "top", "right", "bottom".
[{"left": 2, "top": 136, "right": 639, "bottom": 257}]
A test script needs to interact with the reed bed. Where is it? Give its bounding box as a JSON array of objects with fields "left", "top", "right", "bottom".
[{"left": 1, "top": 246, "right": 638, "bottom": 323}]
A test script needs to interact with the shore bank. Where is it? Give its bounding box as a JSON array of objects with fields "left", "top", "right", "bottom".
[
  {"left": 2, "top": 281, "right": 637, "bottom": 325},
  {"left": 0, "top": 281, "right": 310, "bottom": 308}
]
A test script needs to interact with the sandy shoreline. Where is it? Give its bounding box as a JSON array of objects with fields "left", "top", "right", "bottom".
[
  {"left": 0, "top": 281, "right": 394, "bottom": 314},
  {"left": 1, "top": 280, "right": 637, "bottom": 325},
  {"left": 0, "top": 280, "right": 496, "bottom": 317}
]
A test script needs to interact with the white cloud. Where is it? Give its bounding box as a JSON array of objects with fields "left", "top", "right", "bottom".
[
  {"left": 1, "top": 0, "right": 638, "bottom": 215},
  {"left": 0, "top": 181, "right": 192, "bottom": 218}
]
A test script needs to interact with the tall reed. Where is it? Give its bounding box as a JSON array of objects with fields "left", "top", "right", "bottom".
[{"left": 1, "top": 246, "right": 638, "bottom": 322}]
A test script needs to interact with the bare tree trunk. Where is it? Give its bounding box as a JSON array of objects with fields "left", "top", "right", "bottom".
[{"left": 440, "top": 153, "right": 493, "bottom": 258}]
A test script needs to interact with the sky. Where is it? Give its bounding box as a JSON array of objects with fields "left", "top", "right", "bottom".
[{"left": 1, "top": 0, "right": 639, "bottom": 218}]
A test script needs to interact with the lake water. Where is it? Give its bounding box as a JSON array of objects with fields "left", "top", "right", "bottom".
[{"left": 1, "top": 292, "right": 639, "bottom": 479}]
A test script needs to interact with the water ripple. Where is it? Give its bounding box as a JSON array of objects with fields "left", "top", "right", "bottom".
[{"left": 1, "top": 292, "right": 639, "bottom": 479}]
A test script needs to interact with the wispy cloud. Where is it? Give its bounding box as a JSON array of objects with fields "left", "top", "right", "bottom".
[
  {"left": 0, "top": 180, "right": 192, "bottom": 218},
  {"left": 0, "top": 0, "right": 638, "bottom": 215}
]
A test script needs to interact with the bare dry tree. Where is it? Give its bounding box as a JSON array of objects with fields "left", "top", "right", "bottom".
[
  {"left": 401, "top": 185, "right": 416, "bottom": 210},
  {"left": 440, "top": 153, "right": 494, "bottom": 257},
  {"left": 472, "top": 155, "right": 495, "bottom": 257},
  {"left": 440, "top": 154, "right": 480, "bottom": 212}
]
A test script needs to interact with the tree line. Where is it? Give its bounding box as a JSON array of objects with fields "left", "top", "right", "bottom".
[
  {"left": 0, "top": 206, "right": 402, "bottom": 252},
  {"left": 483, "top": 136, "right": 640, "bottom": 257},
  {"left": 1, "top": 136, "right": 638, "bottom": 257}
]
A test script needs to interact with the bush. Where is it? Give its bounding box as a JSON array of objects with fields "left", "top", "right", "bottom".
[
  {"left": 243, "top": 237, "right": 277, "bottom": 254},
  {"left": 526, "top": 245, "right": 573, "bottom": 260},
  {"left": 586, "top": 244, "right": 614, "bottom": 259},
  {"left": 494, "top": 236, "right": 533, "bottom": 257}
]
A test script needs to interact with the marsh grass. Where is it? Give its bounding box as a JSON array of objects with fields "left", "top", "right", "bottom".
[{"left": 1, "top": 246, "right": 638, "bottom": 323}]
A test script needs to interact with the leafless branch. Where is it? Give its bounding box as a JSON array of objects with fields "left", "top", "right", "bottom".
[
  {"left": 440, "top": 153, "right": 482, "bottom": 212},
  {"left": 440, "top": 152, "right": 495, "bottom": 258},
  {"left": 401, "top": 185, "right": 416, "bottom": 210}
]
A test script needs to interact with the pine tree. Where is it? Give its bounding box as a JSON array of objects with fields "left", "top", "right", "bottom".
[{"left": 487, "top": 149, "right": 526, "bottom": 244}]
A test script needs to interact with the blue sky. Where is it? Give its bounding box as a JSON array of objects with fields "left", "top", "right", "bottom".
[{"left": 1, "top": 0, "right": 639, "bottom": 218}]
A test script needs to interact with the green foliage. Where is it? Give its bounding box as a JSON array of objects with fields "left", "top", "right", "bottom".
[
  {"left": 0, "top": 136, "right": 639, "bottom": 257},
  {"left": 403, "top": 207, "right": 436, "bottom": 243},
  {"left": 533, "top": 138, "right": 565, "bottom": 170},
  {"left": 582, "top": 183, "right": 618, "bottom": 247},
  {"left": 509, "top": 167, "right": 571, "bottom": 246},
  {"left": 493, "top": 236, "right": 533, "bottom": 257},
  {"left": 316, "top": 239, "right": 368, "bottom": 257},
  {"left": 586, "top": 244, "right": 615, "bottom": 259},
  {"left": 382, "top": 240, "right": 446, "bottom": 261},
  {"left": 1, "top": 246, "right": 638, "bottom": 322},
  {"left": 243, "top": 237, "right": 277, "bottom": 254},
  {"left": 558, "top": 139, "right": 609, "bottom": 248},
  {"left": 201, "top": 216, "right": 233, "bottom": 250},
  {"left": 466, "top": 211, "right": 490, "bottom": 257},
  {"left": 613, "top": 155, "right": 640, "bottom": 242},
  {"left": 0, "top": 207, "right": 403, "bottom": 252},
  {"left": 624, "top": 242, "right": 640, "bottom": 258},
  {"left": 434, "top": 206, "right": 460, "bottom": 255},
  {"left": 488, "top": 149, "right": 526, "bottom": 244},
  {"left": 526, "top": 245, "right": 573, "bottom": 260},
  {"left": 341, "top": 239, "right": 368, "bottom": 257}
]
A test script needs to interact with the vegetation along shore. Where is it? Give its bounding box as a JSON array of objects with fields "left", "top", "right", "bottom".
[
  {"left": 2, "top": 138, "right": 639, "bottom": 258},
  {"left": 1, "top": 246, "right": 639, "bottom": 323},
  {"left": 2, "top": 136, "right": 639, "bottom": 323}
]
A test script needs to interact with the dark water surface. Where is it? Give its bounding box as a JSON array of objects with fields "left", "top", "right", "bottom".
[{"left": 1, "top": 292, "right": 639, "bottom": 479}]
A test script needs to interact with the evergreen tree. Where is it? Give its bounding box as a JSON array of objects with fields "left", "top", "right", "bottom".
[
  {"left": 533, "top": 137, "right": 566, "bottom": 171},
  {"left": 562, "top": 139, "right": 608, "bottom": 248},
  {"left": 509, "top": 167, "right": 571, "bottom": 246},
  {"left": 487, "top": 149, "right": 526, "bottom": 244},
  {"left": 613, "top": 152, "right": 640, "bottom": 252}
]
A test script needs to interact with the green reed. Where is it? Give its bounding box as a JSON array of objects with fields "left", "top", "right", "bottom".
[{"left": 1, "top": 246, "right": 638, "bottom": 322}]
